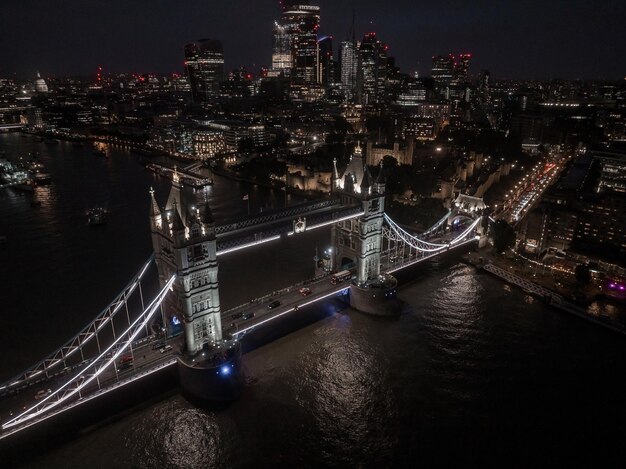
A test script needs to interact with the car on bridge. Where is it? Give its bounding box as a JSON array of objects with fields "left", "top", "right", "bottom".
[
  {"left": 299, "top": 287, "right": 312, "bottom": 296},
  {"left": 35, "top": 389, "right": 52, "bottom": 400},
  {"left": 152, "top": 341, "right": 166, "bottom": 350},
  {"left": 267, "top": 300, "right": 281, "bottom": 309},
  {"left": 117, "top": 354, "right": 134, "bottom": 371},
  {"left": 242, "top": 312, "right": 255, "bottom": 320},
  {"left": 160, "top": 345, "right": 172, "bottom": 354}
]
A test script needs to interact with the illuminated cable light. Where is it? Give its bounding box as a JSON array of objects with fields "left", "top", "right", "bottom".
[
  {"left": 217, "top": 235, "right": 281, "bottom": 256},
  {"left": 0, "top": 358, "right": 177, "bottom": 440},
  {"left": 234, "top": 287, "right": 349, "bottom": 336},
  {"left": 3, "top": 275, "right": 175, "bottom": 430},
  {"left": 1, "top": 256, "right": 155, "bottom": 392}
]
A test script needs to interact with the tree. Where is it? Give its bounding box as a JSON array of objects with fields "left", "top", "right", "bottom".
[
  {"left": 574, "top": 264, "right": 591, "bottom": 287},
  {"left": 381, "top": 155, "right": 399, "bottom": 170},
  {"left": 237, "top": 137, "right": 255, "bottom": 154},
  {"left": 492, "top": 219, "right": 516, "bottom": 253}
]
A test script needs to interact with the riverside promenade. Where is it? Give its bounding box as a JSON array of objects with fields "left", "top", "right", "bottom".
[{"left": 465, "top": 254, "right": 626, "bottom": 337}]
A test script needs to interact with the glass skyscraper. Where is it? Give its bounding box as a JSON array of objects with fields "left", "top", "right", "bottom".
[
  {"left": 184, "top": 39, "right": 224, "bottom": 104},
  {"left": 271, "top": 1, "right": 321, "bottom": 84}
]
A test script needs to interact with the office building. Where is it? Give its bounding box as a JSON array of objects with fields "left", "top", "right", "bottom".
[
  {"left": 184, "top": 39, "right": 224, "bottom": 104},
  {"left": 340, "top": 40, "right": 358, "bottom": 100},
  {"left": 357, "top": 32, "right": 388, "bottom": 104}
]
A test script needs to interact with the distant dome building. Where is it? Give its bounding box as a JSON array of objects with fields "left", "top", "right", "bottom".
[{"left": 34, "top": 71, "right": 48, "bottom": 93}]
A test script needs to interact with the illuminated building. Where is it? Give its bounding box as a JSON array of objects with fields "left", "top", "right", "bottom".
[
  {"left": 192, "top": 130, "right": 226, "bottom": 159},
  {"left": 277, "top": 1, "right": 321, "bottom": 84},
  {"left": 431, "top": 53, "right": 472, "bottom": 95},
  {"left": 271, "top": 21, "right": 292, "bottom": 77},
  {"left": 592, "top": 150, "right": 626, "bottom": 193},
  {"left": 317, "top": 36, "right": 333, "bottom": 85},
  {"left": 282, "top": 2, "right": 320, "bottom": 83},
  {"left": 340, "top": 40, "right": 358, "bottom": 100},
  {"left": 357, "top": 32, "right": 388, "bottom": 104},
  {"left": 526, "top": 150, "right": 626, "bottom": 264},
  {"left": 431, "top": 55, "right": 454, "bottom": 86},
  {"left": 184, "top": 39, "right": 224, "bottom": 104},
  {"left": 34, "top": 71, "right": 48, "bottom": 93}
]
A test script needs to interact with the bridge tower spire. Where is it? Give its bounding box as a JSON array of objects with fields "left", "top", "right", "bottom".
[
  {"left": 149, "top": 183, "right": 242, "bottom": 401},
  {"left": 331, "top": 142, "right": 398, "bottom": 315},
  {"left": 149, "top": 186, "right": 223, "bottom": 354}
]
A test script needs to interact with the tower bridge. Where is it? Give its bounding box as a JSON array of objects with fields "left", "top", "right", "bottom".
[{"left": 0, "top": 145, "right": 487, "bottom": 440}]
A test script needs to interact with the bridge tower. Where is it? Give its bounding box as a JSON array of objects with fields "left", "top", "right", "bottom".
[
  {"left": 332, "top": 145, "right": 399, "bottom": 315},
  {"left": 149, "top": 172, "right": 222, "bottom": 354},
  {"left": 149, "top": 176, "right": 241, "bottom": 401}
]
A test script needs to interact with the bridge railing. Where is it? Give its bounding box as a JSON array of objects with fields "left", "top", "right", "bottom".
[
  {"left": 222, "top": 272, "right": 331, "bottom": 317},
  {"left": 215, "top": 197, "right": 341, "bottom": 235},
  {"left": 0, "top": 255, "right": 155, "bottom": 396},
  {"left": 2, "top": 275, "right": 176, "bottom": 432}
]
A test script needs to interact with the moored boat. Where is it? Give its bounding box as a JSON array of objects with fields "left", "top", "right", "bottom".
[{"left": 87, "top": 207, "right": 107, "bottom": 225}]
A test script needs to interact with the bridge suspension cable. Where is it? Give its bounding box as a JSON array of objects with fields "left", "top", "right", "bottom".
[
  {"left": 384, "top": 214, "right": 449, "bottom": 251},
  {"left": 383, "top": 214, "right": 482, "bottom": 254},
  {"left": 0, "top": 255, "right": 155, "bottom": 395},
  {"left": 2, "top": 274, "right": 176, "bottom": 431},
  {"left": 419, "top": 210, "right": 452, "bottom": 237}
]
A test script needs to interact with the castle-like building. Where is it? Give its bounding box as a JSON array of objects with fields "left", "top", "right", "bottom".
[
  {"left": 149, "top": 170, "right": 242, "bottom": 400},
  {"left": 148, "top": 169, "right": 222, "bottom": 355},
  {"left": 331, "top": 143, "right": 399, "bottom": 314}
]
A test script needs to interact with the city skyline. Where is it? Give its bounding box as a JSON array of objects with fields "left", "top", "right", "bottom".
[{"left": 1, "top": 0, "right": 625, "bottom": 80}]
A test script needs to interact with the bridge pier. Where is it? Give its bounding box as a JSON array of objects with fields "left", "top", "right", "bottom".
[
  {"left": 348, "top": 275, "right": 400, "bottom": 316},
  {"left": 333, "top": 144, "right": 401, "bottom": 316},
  {"left": 177, "top": 341, "right": 243, "bottom": 402},
  {"left": 150, "top": 180, "right": 244, "bottom": 402}
]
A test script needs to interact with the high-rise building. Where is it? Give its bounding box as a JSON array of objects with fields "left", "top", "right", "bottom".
[
  {"left": 431, "top": 55, "right": 455, "bottom": 86},
  {"left": 317, "top": 36, "right": 333, "bottom": 85},
  {"left": 184, "top": 39, "right": 224, "bottom": 104},
  {"left": 431, "top": 53, "right": 472, "bottom": 87},
  {"left": 340, "top": 40, "right": 358, "bottom": 100},
  {"left": 357, "top": 32, "right": 388, "bottom": 104},
  {"left": 271, "top": 1, "right": 321, "bottom": 83},
  {"left": 454, "top": 53, "right": 471, "bottom": 83},
  {"left": 285, "top": 3, "right": 321, "bottom": 83},
  {"left": 271, "top": 21, "right": 292, "bottom": 76},
  {"left": 478, "top": 69, "right": 491, "bottom": 107}
]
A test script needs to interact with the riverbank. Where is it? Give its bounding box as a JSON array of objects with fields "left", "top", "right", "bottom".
[
  {"left": 209, "top": 163, "right": 326, "bottom": 201},
  {"left": 463, "top": 251, "right": 626, "bottom": 336}
]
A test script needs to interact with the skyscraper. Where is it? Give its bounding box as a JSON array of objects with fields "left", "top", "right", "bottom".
[
  {"left": 184, "top": 39, "right": 224, "bottom": 104},
  {"left": 271, "top": 1, "right": 321, "bottom": 83},
  {"left": 357, "top": 32, "right": 388, "bottom": 104},
  {"left": 431, "top": 53, "right": 472, "bottom": 87},
  {"left": 340, "top": 40, "right": 358, "bottom": 99},
  {"left": 271, "top": 21, "right": 292, "bottom": 77},
  {"left": 317, "top": 36, "right": 333, "bottom": 85},
  {"left": 431, "top": 55, "right": 455, "bottom": 87},
  {"left": 453, "top": 53, "right": 472, "bottom": 83}
]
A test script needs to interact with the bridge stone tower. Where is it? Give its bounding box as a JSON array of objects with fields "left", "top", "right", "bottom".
[
  {"left": 149, "top": 170, "right": 222, "bottom": 355},
  {"left": 332, "top": 145, "right": 399, "bottom": 315}
]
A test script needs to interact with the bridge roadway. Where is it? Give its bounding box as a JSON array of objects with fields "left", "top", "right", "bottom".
[
  {"left": 223, "top": 273, "right": 350, "bottom": 337},
  {"left": 0, "top": 236, "right": 479, "bottom": 439},
  {"left": 0, "top": 335, "right": 181, "bottom": 439}
]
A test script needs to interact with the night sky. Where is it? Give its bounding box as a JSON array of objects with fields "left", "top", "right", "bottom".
[{"left": 1, "top": 0, "right": 624, "bottom": 80}]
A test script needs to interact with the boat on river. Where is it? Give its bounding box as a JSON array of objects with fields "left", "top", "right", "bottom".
[{"left": 87, "top": 208, "right": 107, "bottom": 226}]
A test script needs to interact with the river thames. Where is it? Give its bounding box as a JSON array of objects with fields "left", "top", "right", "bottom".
[{"left": 1, "top": 133, "right": 625, "bottom": 467}]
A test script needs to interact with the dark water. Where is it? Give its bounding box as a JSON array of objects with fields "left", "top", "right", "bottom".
[{"left": 1, "top": 134, "right": 626, "bottom": 467}]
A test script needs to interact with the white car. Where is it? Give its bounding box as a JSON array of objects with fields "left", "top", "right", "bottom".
[
  {"left": 35, "top": 389, "right": 52, "bottom": 400},
  {"left": 160, "top": 345, "right": 173, "bottom": 354}
]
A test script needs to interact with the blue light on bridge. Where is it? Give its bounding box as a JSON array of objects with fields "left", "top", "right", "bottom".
[
  {"left": 171, "top": 316, "right": 181, "bottom": 326},
  {"left": 220, "top": 365, "right": 232, "bottom": 376}
]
